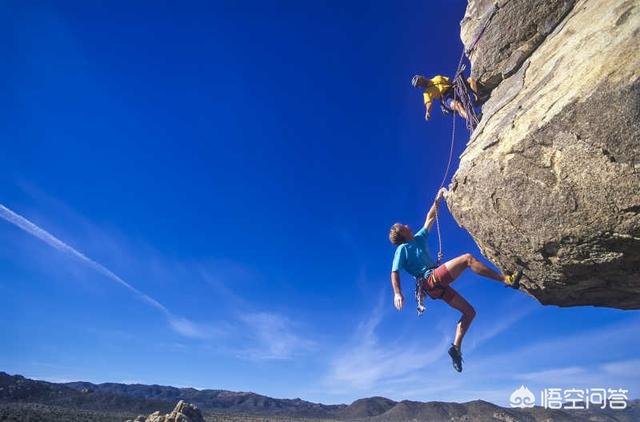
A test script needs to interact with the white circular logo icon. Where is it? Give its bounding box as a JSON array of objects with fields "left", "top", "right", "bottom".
[{"left": 509, "top": 385, "right": 536, "bottom": 408}]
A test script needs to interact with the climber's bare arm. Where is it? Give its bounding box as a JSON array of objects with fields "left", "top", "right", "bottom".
[
  {"left": 425, "top": 102, "right": 433, "bottom": 121},
  {"left": 391, "top": 271, "right": 404, "bottom": 310},
  {"left": 424, "top": 188, "right": 447, "bottom": 231}
]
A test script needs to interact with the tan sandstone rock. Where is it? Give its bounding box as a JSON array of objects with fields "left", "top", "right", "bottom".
[{"left": 448, "top": 0, "right": 640, "bottom": 309}]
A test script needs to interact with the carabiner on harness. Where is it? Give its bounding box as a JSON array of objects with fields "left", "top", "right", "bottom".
[{"left": 415, "top": 276, "right": 427, "bottom": 316}]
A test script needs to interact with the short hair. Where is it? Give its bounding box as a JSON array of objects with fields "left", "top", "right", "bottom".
[{"left": 389, "top": 223, "right": 407, "bottom": 245}]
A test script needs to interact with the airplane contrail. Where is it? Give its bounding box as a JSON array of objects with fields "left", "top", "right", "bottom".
[{"left": 0, "top": 203, "right": 205, "bottom": 338}]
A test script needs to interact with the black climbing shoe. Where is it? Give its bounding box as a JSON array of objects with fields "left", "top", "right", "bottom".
[
  {"left": 448, "top": 344, "right": 463, "bottom": 373},
  {"left": 505, "top": 269, "right": 524, "bottom": 289}
]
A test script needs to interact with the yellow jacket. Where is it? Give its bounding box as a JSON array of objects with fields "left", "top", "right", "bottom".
[{"left": 423, "top": 75, "right": 452, "bottom": 107}]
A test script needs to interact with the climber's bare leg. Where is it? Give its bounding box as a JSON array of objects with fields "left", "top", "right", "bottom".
[
  {"left": 444, "top": 253, "right": 506, "bottom": 283},
  {"left": 447, "top": 293, "right": 476, "bottom": 350},
  {"left": 450, "top": 100, "right": 468, "bottom": 120},
  {"left": 467, "top": 77, "right": 488, "bottom": 103},
  {"left": 467, "top": 77, "right": 479, "bottom": 95}
]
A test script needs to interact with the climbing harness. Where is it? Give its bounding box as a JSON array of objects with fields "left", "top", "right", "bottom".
[
  {"left": 415, "top": 278, "right": 427, "bottom": 315},
  {"left": 414, "top": 272, "right": 431, "bottom": 316},
  {"left": 414, "top": 268, "right": 447, "bottom": 316},
  {"left": 453, "top": 67, "right": 482, "bottom": 131}
]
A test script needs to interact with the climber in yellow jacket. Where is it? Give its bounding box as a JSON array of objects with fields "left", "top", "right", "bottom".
[{"left": 411, "top": 74, "right": 484, "bottom": 122}]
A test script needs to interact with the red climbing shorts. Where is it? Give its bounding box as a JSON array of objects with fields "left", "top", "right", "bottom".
[{"left": 424, "top": 264, "right": 459, "bottom": 303}]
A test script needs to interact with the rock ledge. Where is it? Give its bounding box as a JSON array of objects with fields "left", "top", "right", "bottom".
[{"left": 448, "top": 0, "right": 640, "bottom": 309}]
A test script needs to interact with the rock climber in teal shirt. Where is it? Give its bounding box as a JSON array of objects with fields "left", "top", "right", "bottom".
[
  {"left": 389, "top": 188, "right": 523, "bottom": 372},
  {"left": 391, "top": 226, "right": 436, "bottom": 278}
]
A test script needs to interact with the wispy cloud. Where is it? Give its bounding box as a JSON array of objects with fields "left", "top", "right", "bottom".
[
  {"left": 464, "top": 295, "right": 537, "bottom": 353},
  {"left": 323, "top": 296, "right": 449, "bottom": 393},
  {"left": 1, "top": 200, "right": 314, "bottom": 361},
  {"left": 602, "top": 358, "right": 640, "bottom": 378},
  {"left": 519, "top": 366, "right": 586, "bottom": 382},
  {"left": 380, "top": 344, "right": 640, "bottom": 405},
  {"left": 449, "top": 317, "right": 640, "bottom": 404},
  {"left": 505, "top": 360, "right": 640, "bottom": 397},
  {"left": 475, "top": 315, "right": 640, "bottom": 373},
  {"left": 238, "top": 312, "right": 315, "bottom": 360},
  {"left": 168, "top": 317, "right": 220, "bottom": 339},
  {"left": 0, "top": 203, "right": 206, "bottom": 339},
  {"left": 319, "top": 293, "right": 640, "bottom": 404}
]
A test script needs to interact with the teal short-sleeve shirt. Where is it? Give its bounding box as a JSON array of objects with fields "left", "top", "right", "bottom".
[{"left": 391, "top": 227, "right": 437, "bottom": 278}]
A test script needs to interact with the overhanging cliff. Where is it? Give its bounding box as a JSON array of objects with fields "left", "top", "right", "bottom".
[{"left": 447, "top": 0, "right": 640, "bottom": 309}]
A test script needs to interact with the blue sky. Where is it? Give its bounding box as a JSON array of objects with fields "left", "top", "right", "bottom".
[{"left": 1, "top": 0, "right": 638, "bottom": 407}]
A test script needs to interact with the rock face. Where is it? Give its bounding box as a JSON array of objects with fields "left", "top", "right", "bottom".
[
  {"left": 461, "top": 0, "right": 578, "bottom": 91},
  {"left": 448, "top": 0, "right": 640, "bottom": 309},
  {"left": 127, "top": 400, "right": 205, "bottom": 422}
]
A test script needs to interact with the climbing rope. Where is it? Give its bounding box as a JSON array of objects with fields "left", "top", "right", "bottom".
[
  {"left": 435, "top": 204, "right": 444, "bottom": 264},
  {"left": 413, "top": 6, "right": 498, "bottom": 316},
  {"left": 453, "top": 69, "right": 482, "bottom": 131},
  {"left": 432, "top": 5, "right": 498, "bottom": 264}
]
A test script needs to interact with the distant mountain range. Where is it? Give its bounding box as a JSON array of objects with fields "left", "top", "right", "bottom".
[{"left": 1, "top": 372, "right": 638, "bottom": 421}]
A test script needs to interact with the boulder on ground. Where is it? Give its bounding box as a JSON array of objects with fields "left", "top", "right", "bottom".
[{"left": 125, "top": 401, "right": 204, "bottom": 422}]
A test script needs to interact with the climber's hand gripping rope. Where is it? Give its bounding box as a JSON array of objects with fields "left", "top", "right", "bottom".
[{"left": 434, "top": 188, "right": 447, "bottom": 264}]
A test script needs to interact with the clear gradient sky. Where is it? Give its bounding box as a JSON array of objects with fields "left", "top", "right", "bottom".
[{"left": 1, "top": 0, "right": 638, "bottom": 406}]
